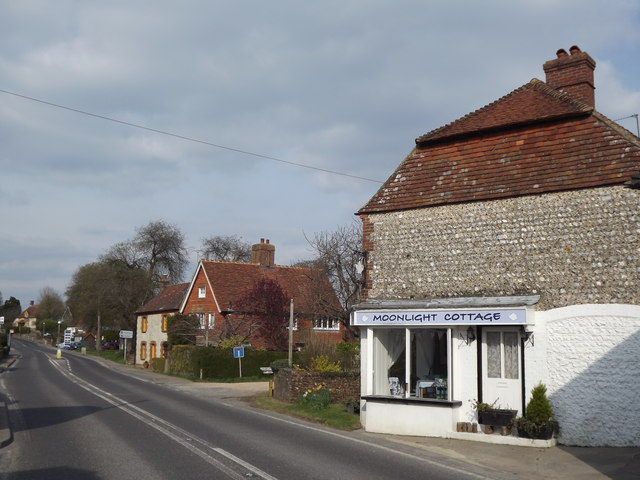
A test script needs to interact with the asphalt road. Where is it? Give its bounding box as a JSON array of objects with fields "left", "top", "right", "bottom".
[{"left": 0, "top": 339, "right": 503, "bottom": 480}]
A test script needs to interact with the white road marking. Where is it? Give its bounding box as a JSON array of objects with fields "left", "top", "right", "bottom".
[{"left": 45, "top": 355, "right": 278, "bottom": 480}]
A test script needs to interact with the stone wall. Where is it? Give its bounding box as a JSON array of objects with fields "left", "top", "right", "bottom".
[
  {"left": 274, "top": 369, "right": 360, "bottom": 404},
  {"left": 361, "top": 186, "right": 640, "bottom": 310}
]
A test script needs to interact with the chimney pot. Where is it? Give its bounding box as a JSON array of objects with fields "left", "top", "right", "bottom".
[
  {"left": 569, "top": 45, "right": 581, "bottom": 55},
  {"left": 556, "top": 48, "right": 568, "bottom": 58}
]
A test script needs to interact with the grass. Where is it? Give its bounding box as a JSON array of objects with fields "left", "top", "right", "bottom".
[
  {"left": 253, "top": 393, "right": 361, "bottom": 431},
  {"left": 86, "top": 349, "right": 127, "bottom": 364}
]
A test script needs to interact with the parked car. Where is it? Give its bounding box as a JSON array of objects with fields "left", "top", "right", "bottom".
[
  {"left": 57, "top": 343, "right": 71, "bottom": 350},
  {"left": 102, "top": 342, "right": 119, "bottom": 350}
]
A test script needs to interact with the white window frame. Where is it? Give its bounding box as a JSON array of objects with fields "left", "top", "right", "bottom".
[
  {"left": 198, "top": 286, "right": 206, "bottom": 298},
  {"left": 313, "top": 316, "right": 339, "bottom": 331}
]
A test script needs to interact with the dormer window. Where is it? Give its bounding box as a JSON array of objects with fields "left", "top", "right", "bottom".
[{"left": 198, "top": 286, "right": 206, "bottom": 298}]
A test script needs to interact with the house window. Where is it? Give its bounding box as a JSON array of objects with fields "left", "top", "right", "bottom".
[
  {"left": 208, "top": 313, "right": 215, "bottom": 329},
  {"left": 198, "top": 286, "right": 206, "bottom": 298},
  {"left": 161, "top": 315, "right": 168, "bottom": 332},
  {"left": 198, "top": 313, "right": 206, "bottom": 329},
  {"left": 150, "top": 342, "right": 157, "bottom": 359},
  {"left": 313, "top": 316, "right": 339, "bottom": 331},
  {"left": 372, "top": 328, "right": 449, "bottom": 399},
  {"left": 140, "top": 342, "right": 147, "bottom": 360},
  {"left": 141, "top": 316, "right": 148, "bottom": 333}
]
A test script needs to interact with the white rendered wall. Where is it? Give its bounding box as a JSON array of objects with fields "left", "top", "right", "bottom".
[{"left": 536, "top": 304, "right": 640, "bottom": 446}]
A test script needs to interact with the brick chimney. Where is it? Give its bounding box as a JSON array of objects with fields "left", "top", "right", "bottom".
[
  {"left": 159, "top": 274, "right": 170, "bottom": 291},
  {"left": 251, "top": 238, "right": 275, "bottom": 267},
  {"left": 543, "top": 45, "right": 596, "bottom": 108}
]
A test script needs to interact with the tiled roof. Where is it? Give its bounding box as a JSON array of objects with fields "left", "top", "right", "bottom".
[
  {"left": 201, "top": 261, "right": 340, "bottom": 315},
  {"left": 359, "top": 79, "right": 640, "bottom": 214},
  {"left": 136, "top": 283, "right": 189, "bottom": 314}
]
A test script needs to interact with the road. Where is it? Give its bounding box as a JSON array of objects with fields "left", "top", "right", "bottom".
[{"left": 0, "top": 339, "right": 502, "bottom": 480}]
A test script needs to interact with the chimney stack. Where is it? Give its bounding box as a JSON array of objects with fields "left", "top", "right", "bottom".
[
  {"left": 543, "top": 45, "right": 596, "bottom": 108},
  {"left": 251, "top": 238, "right": 275, "bottom": 267},
  {"left": 160, "top": 274, "right": 170, "bottom": 291}
]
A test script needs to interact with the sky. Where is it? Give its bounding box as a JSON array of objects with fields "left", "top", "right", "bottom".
[{"left": 1, "top": 1, "right": 639, "bottom": 309}]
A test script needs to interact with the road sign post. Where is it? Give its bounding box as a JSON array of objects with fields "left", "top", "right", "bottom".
[
  {"left": 119, "top": 330, "right": 133, "bottom": 365},
  {"left": 233, "top": 346, "right": 244, "bottom": 378}
]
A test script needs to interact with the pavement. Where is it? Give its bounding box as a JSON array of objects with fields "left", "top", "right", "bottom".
[{"left": 1, "top": 348, "right": 639, "bottom": 479}]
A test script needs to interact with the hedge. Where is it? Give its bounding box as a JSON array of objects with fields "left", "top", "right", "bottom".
[{"left": 168, "top": 345, "right": 294, "bottom": 379}]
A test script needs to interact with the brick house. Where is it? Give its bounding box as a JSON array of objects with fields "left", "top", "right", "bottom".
[
  {"left": 180, "top": 239, "right": 344, "bottom": 350},
  {"left": 135, "top": 278, "right": 189, "bottom": 366},
  {"left": 353, "top": 46, "right": 640, "bottom": 446}
]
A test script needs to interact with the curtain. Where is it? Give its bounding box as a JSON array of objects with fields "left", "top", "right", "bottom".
[
  {"left": 414, "top": 330, "right": 435, "bottom": 379},
  {"left": 373, "top": 329, "right": 405, "bottom": 395}
]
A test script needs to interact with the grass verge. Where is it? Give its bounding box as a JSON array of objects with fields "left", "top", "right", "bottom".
[
  {"left": 86, "top": 349, "right": 126, "bottom": 364},
  {"left": 253, "top": 393, "right": 361, "bottom": 431}
]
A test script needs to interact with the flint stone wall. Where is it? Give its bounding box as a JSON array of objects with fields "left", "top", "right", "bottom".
[{"left": 362, "top": 186, "right": 639, "bottom": 310}]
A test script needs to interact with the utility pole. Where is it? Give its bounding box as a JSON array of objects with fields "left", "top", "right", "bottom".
[{"left": 288, "top": 299, "right": 294, "bottom": 367}]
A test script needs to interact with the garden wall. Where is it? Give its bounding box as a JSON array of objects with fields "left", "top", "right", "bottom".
[{"left": 274, "top": 369, "right": 360, "bottom": 404}]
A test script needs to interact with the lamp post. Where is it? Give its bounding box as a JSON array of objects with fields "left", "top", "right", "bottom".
[
  {"left": 42, "top": 322, "right": 45, "bottom": 343},
  {"left": 57, "top": 319, "right": 63, "bottom": 345}
]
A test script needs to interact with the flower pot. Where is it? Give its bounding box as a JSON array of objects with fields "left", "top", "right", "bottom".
[{"left": 478, "top": 409, "right": 517, "bottom": 426}]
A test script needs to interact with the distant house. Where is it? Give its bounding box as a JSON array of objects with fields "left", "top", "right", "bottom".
[
  {"left": 353, "top": 46, "right": 640, "bottom": 446},
  {"left": 180, "top": 239, "right": 344, "bottom": 350},
  {"left": 134, "top": 277, "right": 189, "bottom": 366},
  {"left": 13, "top": 301, "right": 39, "bottom": 331}
]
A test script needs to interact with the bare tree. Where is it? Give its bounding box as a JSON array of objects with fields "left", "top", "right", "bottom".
[
  {"left": 102, "top": 220, "right": 189, "bottom": 290},
  {"left": 304, "top": 220, "right": 364, "bottom": 336},
  {"left": 200, "top": 235, "right": 251, "bottom": 262},
  {"left": 37, "top": 287, "right": 65, "bottom": 321}
]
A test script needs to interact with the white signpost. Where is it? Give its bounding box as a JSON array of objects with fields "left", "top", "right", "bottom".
[{"left": 119, "top": 330, "right": 133, "bottom": 364}]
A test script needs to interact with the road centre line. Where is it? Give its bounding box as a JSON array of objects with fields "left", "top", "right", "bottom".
[{"left": 46, "top": 355, "right": 278, "bottom": 480}]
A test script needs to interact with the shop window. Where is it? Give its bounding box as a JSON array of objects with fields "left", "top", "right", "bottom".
[
  {"left": 140, "top": 342, "right": 147, "bottom": 360},
  {"left": 161, "top": 315, "right": 168, "bottom": 332},
  {"left": 372, "top": 328, "right": 449, "bottom": 399},
  {"left": 141, "top": 316, "right": 148, "bottom": 333},
  {"left": 198, "top": 286, "right": 206, "bottom": 298}
]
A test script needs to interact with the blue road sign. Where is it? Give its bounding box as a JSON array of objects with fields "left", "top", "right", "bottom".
[{"left": 233, "top": 346, "right": 244, "bottom": 358}]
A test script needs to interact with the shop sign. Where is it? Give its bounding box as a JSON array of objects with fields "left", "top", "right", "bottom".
[{"left": 352, "top": 308, "right": 527, "bottom": 326}]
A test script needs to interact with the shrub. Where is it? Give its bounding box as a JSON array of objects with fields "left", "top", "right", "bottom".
[
  {"left": 297, "top": 384, "right": 332, "bottom": 409},
  {"left": 526, "top": 383, "right": 554, "bottom": 424},
  {"left": 336, "top": 342, "right": 360, "bottom": 371},
  {"left": 310, "top": 354, "right": 342, "bottom": 372},
  {"left": 270, "top": 358, "right": 291, "bottom": 373},
  {"left": 515, "top": 383, "right": 559, "bottom": 439},
  {"left": 296, "top": 337, "right": 340, "bottom": 371}
]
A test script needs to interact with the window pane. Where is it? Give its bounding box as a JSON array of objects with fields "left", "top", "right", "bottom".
[
  {"left": 486, "top": 332, "right": 501, "bottom": 378},
  {"left": 503, "top": 332, "right": 519, "bottom": 379},
  {"left": 372, "top": 329, "right": 406, "bottom": 395}
]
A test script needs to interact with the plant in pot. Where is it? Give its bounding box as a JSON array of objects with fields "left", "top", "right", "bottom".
[
  {"left": 473, "top": 399, "right": 517, "bottom": 426},
  {"left": 514, "top": 383, "right": 559, "bottom": 440}
]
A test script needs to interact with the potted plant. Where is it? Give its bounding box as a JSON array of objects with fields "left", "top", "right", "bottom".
[
  {"left": 473, "top": 399, "right": 517, "bottom": 426},
  {"left": 514, "top": 383, "right": 559, "bottom": 440}
]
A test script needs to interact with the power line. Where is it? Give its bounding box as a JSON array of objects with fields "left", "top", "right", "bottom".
[{"left": 0, "top": 88, "right": 383, "bottom": 184}]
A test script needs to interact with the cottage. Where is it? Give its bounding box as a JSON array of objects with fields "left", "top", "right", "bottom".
[
  {"left": 353, "top": 47, "right": 640, "bottom": 447},
  {"left": 179, "top": 239, "right": 345, "bottom": 350},
  {"left": 13, "top": 301, "right": 39, "bottom": 331},
  {"left": 135, "top": 278, "right": 189, "bottom": 366}
]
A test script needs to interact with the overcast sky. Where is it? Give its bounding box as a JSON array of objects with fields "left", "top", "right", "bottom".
[{"left": 1, "top": 1, "right": 639, "bottom": 309}]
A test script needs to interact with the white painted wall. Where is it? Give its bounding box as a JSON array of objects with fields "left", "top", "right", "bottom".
[{"left": 535, "top": 304, "right": 640, "bottom": 447}]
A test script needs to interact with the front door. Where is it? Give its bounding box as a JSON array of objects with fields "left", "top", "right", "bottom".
[{"left": 482, "top": 329, "right": 522, "bottom": 413}]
